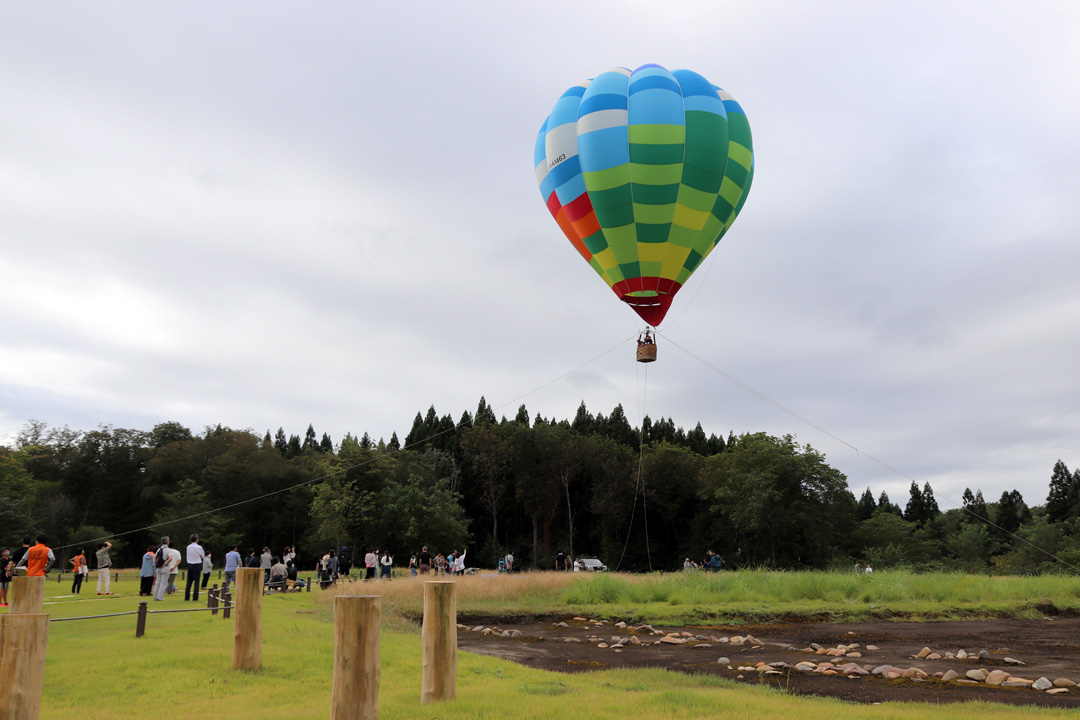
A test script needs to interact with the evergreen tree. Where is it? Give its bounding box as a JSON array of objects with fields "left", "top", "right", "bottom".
[
  {"left": 360, "top": 432, "right": 373, "bottom": 450},
  {"left": 904, "top": 481, "right": 926, "bottom": 525},
  {"left": 922, "top": 482, "right": 940, "bottom": 519},
  {"left": 533, "top": 412, "right": 546, "bottom": 427},
  {"left": 474, "top": 397, "right": 497, "bottom": 425},
  {"left": 302, "top": 424, "right": 318, "bottom": 451},
  {"left": 687, "top": 422, "right": 708, "bottom": 455},
  {"left": 405, "top": 412, "right": 428, "bottom": 448},
  {"left": 274, "top": 428, "right": 288, "bottom": 455},
  {"left": 424, "top": 405, "right": 438, "bottom": 431},
  {"left": 995, "top": 489, "right": 1023, "bottom": 538},
  {"left": 263, "top": 430, "right": 272, "bottom": 446},
  {"left": 1046, "top": 460, "right": 1074, "bottom": 523},
  {"left": 706, "top": 433, "right": 725, "bottom": 455},
  {"left": 388, "top": 432, "right": 401, "bottom": 451},
  {"left": 856, "top": 488, "right": 877, "bottom": 521},
  {"left": 967, "top": 489, "right": 989, "bottom": 524},
  {"left": 320, "top": 433, "right": 333, "bottom": 453},
  {"left": 514, "top": 404, "right": 530, "bottom": 426},
  {"left": 571, "top": 401, "right": 593, "bottom": 435},
  {"left": 286, "top": 434, "right": 302, "bottom": 459}
]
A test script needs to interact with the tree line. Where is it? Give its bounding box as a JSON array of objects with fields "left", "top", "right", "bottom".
[{"left": 1, "top": 402, "right": 1078, "bottom": 574}]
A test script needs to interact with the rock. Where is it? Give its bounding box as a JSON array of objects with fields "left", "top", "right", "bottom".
[
  {"left": 511, "top": 630, "right": 524, "bottom": 638},
  {"left": 965, "top": 669, "right": 988, "bottom": 682},
  {"left": 816, "top": 648, "right": 830, "bottom": 655},
  {"left": 927, "top": 653, "right": 942, "bottom": 660},
  {"left": 659, "top": 636, "right": 686, "bottom": 645},
  {"left": 846, "top": 631, "right": 856, "bottom": 635},
  {"left": 730, "top": 635, "right": 745, "bottom": 644},
  {"left": 846, "top": 652, "right": 863, "bottom": 658},
  {"left": 978, "top": 649, "right": 992, "bottom": 660},
  {"left": 554, "top": 621, "right": 569, "bottom": 628},
  {"left": 1054, "top": 678, "right": 1077, "bottom": 688},
  {"left": 694, "top": 644, "right": 713, "bottom": 649},
  {"left": 956, "top": 679, "right": 979, "bottom": 684},
  {"left": 629, "top": 636, "right": 641, "bottom": 645},
  {"left": 610, "top": 643, "right": 624, "bottom": 650},
  {"left": 985, "top": 670, "right": 1011, "bottom": 685},
  {"left": 738, "top": 665, "right": 756, "bottom": 672},
  {"left": 902, "top": 668, "right": 928, "bottom": 679},
  {"left": 871, "top": 665, "right": 894, "bottom": 675},
  {"left": 613, "top": 649, "right": 623, "bottom": 653},
  {"left": 815, "top": 662, "right": 835, "bottom": 670},
  {"left": 915, "top": 647, "right": 932, "bottom": 659},
  {"left": 795, "top": 662, "right": 816, "bottom": 672},
  {"left": 744, "top": 634, "right": 762, "bottom": 646},
  {"left": 810, "top": 643, "right": 822, "bottom": 650},
  {"left": 1001, "top": 681, "right": 1030, "bottom": 687},
  {"left": 564, "top": 637, "right": 581, "bottom": 643},
  {"left": 717, "top": 657, "right": 731, "bottom": 665},
  {"left": 882, "top": 670, "right": 904, "bottom": 680},
  {"left": 1047, "top": 688, "right": 1069, "bottom": 695},
  {"left": 597, "top": 643, "right": 609, "bottom": 648},
  {"left": 956, "top": 649, "right": 968, "bottom": 659},
  {"left": 573, "top": 617, "right": 588, "bottom": 621},
  {"left": 615, "top": 621, "right": 626, "bottom": 628},
  {"left": 500, "top": 631, "right": 511, "bottom": 637},
  {"left": 680, "top": 631, "right": 695, "bottom": 638},
  {"left": 944, "top": 652, "right": 955, "bottom": 659},
  {"left": 611, "top": 636, "right": 622, "bottom": 644},
  {"left": 941, "top": 670, "right": 959, "bottom": 682},
  {"left": 822, "top": 670, "right": 839, "bottom": 676},
  {"left": 1005, "top": 677, "right": 1033, "bottom": 686},
  {"left": 1033, "top": 677, "right": 1054, "bottom": 691},
  {"left": 1004, "top": 657, "right": 1025, "bottom": 665},
  {"left": 866, "top": 645, "right": 879, "bottom": 651},
  {"left": 844, "top": 666, "right": 869, "bottom": 676}
]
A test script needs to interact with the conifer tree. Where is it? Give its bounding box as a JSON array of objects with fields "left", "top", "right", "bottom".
[{"left": 1046, "top": 460, "right": 1074, "bottom": 523}]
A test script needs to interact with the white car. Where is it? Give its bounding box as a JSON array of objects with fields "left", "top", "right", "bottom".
[{"left": 579, "top": 558, "right": 607, "bottom": 572}]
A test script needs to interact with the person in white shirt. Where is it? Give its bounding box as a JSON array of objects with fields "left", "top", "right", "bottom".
[
  {"left": 184, "top": 533, "right": 207, "bottom": 602},
  {"left": 167, "top": 541, "right": 182, "bottom": 595},
  {"left": 152, "top": 537, "right": 172, "bottom": 601}
]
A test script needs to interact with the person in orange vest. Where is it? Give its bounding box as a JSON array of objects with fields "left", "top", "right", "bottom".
[
  {"left": 70, "top": 548, "right": 89, "bottom": 593},
  {"left": 15, "top": 533, "right": 55, "bottom": 577}
]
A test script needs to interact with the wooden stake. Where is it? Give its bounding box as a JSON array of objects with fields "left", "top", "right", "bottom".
[
  {"left": 420, "top": 581, "right": 456, "bottom": 704},
  {"left": 0, "top": 614, "right": 49, "bottom": 720},
  {"left": 232, "top": 567, "right": 262, "bottom": 671},
  {"left": 10, "top": 576, "right": 45, "bottom": 615},
  {"left": 330, "top": 596, "right": 380, "bottom": 720}
]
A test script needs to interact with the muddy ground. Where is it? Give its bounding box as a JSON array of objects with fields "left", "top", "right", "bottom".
[{"left": 456, "top": 615, "right": 1080, "bottom": 707}]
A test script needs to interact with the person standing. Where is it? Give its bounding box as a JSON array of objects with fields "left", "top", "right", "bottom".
[
  {"left": 139, "top": 547, "right": 156, "bottom": 596},
  {"left": 260, "top": 547, "right": 273, "bottom": 583},
  {"left": 418, "top": 546, "right": 432, "bottom": 575},
  {"left": 70, "top": 548, "right": 88, "bottom": 593},
  {"left": 166, "top": 540, "right": 182, "bottom": 595},
  {"left": 409, "top": 554, "right": 418, "bottom": 576},
  {"left": 380, "top": 551, "right": 393, "bottom": 579},
  {"left": 17, "top": 533, "right": 56, "bottom": 577},
  {"left": 95, "top": 541, "right": 114, "bottom": 595},
  {"left": 152, "top": 537, "right": 172, "bottom": 601},
  {"left": 201, "top": 550, "right": 213, "bottom": 589},
  {"left": 11, "top": 536, "right": 31, "bottom": 569},
  {"left": 223, "top": 546, "right": 241, "bottom": 589},
  {"left": 1, "top": 547, "right": 13, "bottom": 607},
  {"left": 364, "top": 548, "right": 377, "bottom": 580},
  {"left": 338, "top": 547, "right": 351, "bottom": 578},
  {"left": 184, "top": 534, "right": 206, "bottom": 601}
]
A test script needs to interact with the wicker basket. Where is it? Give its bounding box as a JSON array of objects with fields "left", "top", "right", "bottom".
[{"left": 636, "top": 344, "right": 657, "bottom": 363}]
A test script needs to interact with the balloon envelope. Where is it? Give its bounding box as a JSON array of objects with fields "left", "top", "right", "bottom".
[{"left": 535, "top": 64, "right": 754, "bottom": 326}]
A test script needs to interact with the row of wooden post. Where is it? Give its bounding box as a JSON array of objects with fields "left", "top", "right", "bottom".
[{"left": 1, "top": 570, "right": 457, "bottom": 720}]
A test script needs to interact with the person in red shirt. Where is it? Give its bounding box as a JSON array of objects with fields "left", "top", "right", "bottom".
[{"left": 15, "top": 533, "right": 55, "bottom": 577}]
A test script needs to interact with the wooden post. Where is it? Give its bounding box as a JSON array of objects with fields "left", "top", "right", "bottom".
[
  {"left": 330, "top": 596, "right": 380, "bottom": 720},
  {"left": 10, "top": 576, "right": 45, "bottom": 615},
  {"left": 0, "top": 614, "right": 49, "bottom": 720},
  {"left": 420, "top": 581, "right": 456, "bottom": 704},
  {"left": 135, "top": 602, "right": 148, "bottom": 638},
  {"left": 232, "top": 567, "right": 262, "bottom": 671},
  {"left": 209, "top": 585, "right": 219, "bottom": 615},
  {"left": 222, "top": 589, "right": 232, "bottom": 620}
]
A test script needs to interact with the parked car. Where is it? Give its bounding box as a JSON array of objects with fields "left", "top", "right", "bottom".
[{"left": 579, "top": 558, "right": 607, "bottom": 572}]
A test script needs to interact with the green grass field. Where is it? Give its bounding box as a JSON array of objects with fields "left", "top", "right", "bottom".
[{"left": 17, "top": 570, "right": 1080, "bottom": 719}]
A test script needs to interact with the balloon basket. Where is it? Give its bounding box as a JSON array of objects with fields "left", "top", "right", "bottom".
[{"left": 636, "top": 344, "right": 657, "bottom": 363}]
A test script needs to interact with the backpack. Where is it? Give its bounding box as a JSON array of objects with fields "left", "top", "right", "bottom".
[{"left": 155, "top": 547, "right": 167, "bottom": 569}]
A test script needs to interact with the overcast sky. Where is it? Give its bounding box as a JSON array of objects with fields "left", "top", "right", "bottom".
[{"left": 2, "top": 2, "right": 1078, "bottom": 511}]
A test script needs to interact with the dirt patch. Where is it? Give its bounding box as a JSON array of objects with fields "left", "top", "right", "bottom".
[{"left": 457, "top": 616, "right": 1080, "bottom": 707}]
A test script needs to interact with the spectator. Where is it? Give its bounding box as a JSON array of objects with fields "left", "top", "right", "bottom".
[
  {"left": 418, "top": 546, "right": 432, "bottom": 575},
  {"left": 328, "top": 549, "right": 339, "bottom": 580},
  {"left": 1, "top": 547, "right": 13, "bottom": 607},
  {"left": 364, "top": 548, "right": 377, "bottom": 580},
  {"left": 70, "top": 548, "right": 88, "bottom": 594},
  {"left": 223, "top": 545, "right": 241, "bottom": 589},
  {"left": 152, "top": 537, "right": 172, "bottom": 601},
  {"left": 556, "top": 551, "right": 566, "bottom": 571},
  {"left": 269, "top": 556, "right": 287, "bottom": 589},
  {"left": 504, "top": 551, "right": 514, "bottom": 573},
  {"left": 380, "top": 551, "right": 393, "bottom": 580},
  {"left": 339, "top": 546, "right": 352, "bottom": 578},
  {"left": 450, "top": 550, "right": 466, "bottom": 575},
  {"left": 166, "top": 540, "right": 182, "bottom": 595},
  {"left": 185, "top": 533, "right": 206, "bottom": 602},
  {"left": 282, "top": 545, "right": 296, "bottom": 566},
  {"left": 865, "top": 564, "right": 874, "bottom": 575},
  {"left": 244, "top": 548, "right": 259, "bottom": 568},
  {"left": 139, "top": 546, "right": 156, "bottom": 596},
  {"left": 285, "top": 559, "right": 299, "bottom": 589},
  {"left": 434, "top": 553, "right": 447, "bottom": 575},
  {"left": 12, "top": 536, "right": 31, "bottom": 569},
  {"left": 318, "top": 550, "right": 333, "bottom": 589},
  {"left": 409, "top": 554, "right": 418, "bottom": 576},
  {"left": 95, "top": 541, "right": 114, "bottom": 595},
  {"left": 201, "top": 550, "right": 213, "bottom": 589},
  {"left": 260, "top": 547, "right": 273, "bottom": 583},
  {"left": 573, "top": 558, "right": 581, "bottom": 572},
  {"left": 709, "top": 552, "right": 723, "bottom": 572}
]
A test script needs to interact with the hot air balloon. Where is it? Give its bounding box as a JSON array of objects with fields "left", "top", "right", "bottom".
[{"left": 534, "top": 64, "right": 754, "bottom": 340}]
